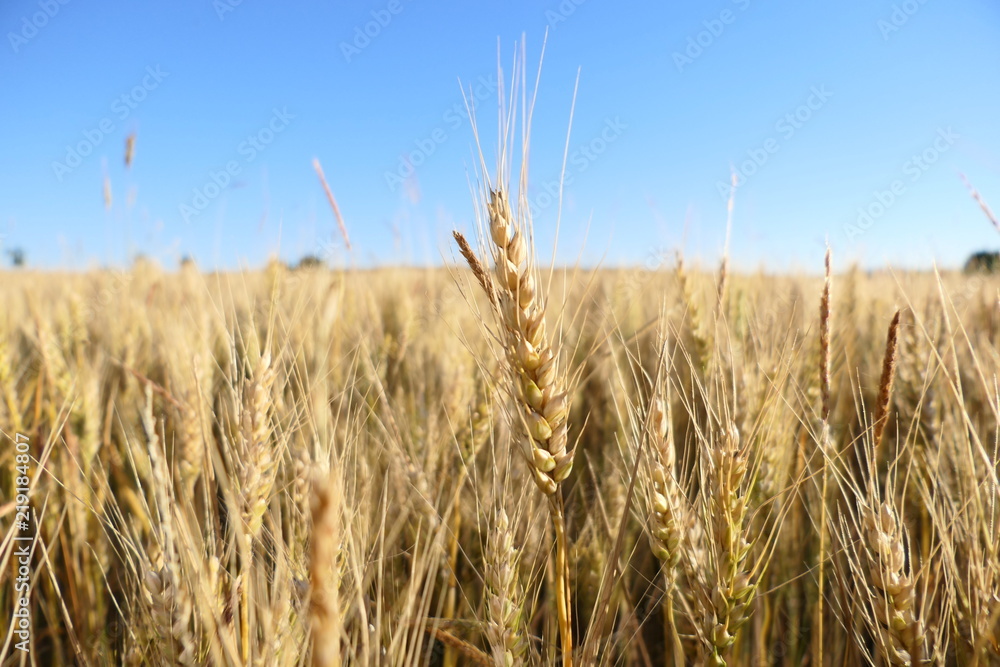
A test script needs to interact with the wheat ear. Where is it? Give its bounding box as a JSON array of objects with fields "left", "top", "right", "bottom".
[
  {"left": 141, "top": 386, "right": 196, "bottom": 664},
  {"left": 677, "top": 255, "right": 711, "bottom": 372},
  {"left": 820, "top": 247, "right": 833, "bottom": 426},
  {"left": 483, "top": 189, "right": 572, "bottom": 495},
  {"left": 647, "top": 395, "right": 685, "bottom": 572},
  {"left": 873, "top": 310, "right": 900, "bottom": 457},
  {"left": 703, "top": 423, "right": 757, "bottom": 666},
  {"left": 644, "top": 388, "right": 688, "bottom": 666},
  {"left": 484, "top": 509, "right": 526, "bottom": 666},
  {"left": 310, "top": 472, "right": 344, "bottom": 667},
  {"left": 240, "top": 348, "right": 278, "bottom": 538},
  {"left": 863, "top": 500, "right": 925, "bottom": 665}
]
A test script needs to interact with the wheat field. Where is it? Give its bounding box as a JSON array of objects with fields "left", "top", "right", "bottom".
[
  {"left": 1, "top": 218, "right": 999, "bottom": 665},
  {"left": 2, "top": 69, "right": 1000, "bottom": 665}
]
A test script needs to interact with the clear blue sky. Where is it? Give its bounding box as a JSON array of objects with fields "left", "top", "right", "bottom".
[{"left": 2, "top": 0, "right": 999, "bottom": 271}]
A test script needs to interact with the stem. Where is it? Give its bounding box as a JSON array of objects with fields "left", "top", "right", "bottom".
[
  {"left": 240, "top": 535, "right": 253, "bottom": 664},
  {"left": 666, "top": 586, "right": 684, "bottom": 666},
  {"left": 816, "top": 423, "right": 830, "bottom": 667},
  {"left": 240, "top": 573, "right": 250, "bottom": 664},
  {"left": 549, "top": 495, "right": 573, "bottom": 667},
  {"left": 442, "top": 483, "right": 463, "bottom": 667}
]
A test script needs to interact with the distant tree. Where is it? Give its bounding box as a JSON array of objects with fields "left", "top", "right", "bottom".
[
  {"left": 5, "top": 247, "right": 25, "bottom": 267},
  {"left": 963, "top": 250, "right": 1000, "bottom": 274},
  {"left": 295, "top": 254, "right": 324, "bottom": 270}
]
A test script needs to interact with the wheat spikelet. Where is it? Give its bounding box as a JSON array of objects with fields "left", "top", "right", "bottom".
[{"left": 453, "top": 230, "right": 497, "bottom": 309}]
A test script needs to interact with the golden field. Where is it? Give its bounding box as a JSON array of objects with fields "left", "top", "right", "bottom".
[{"left": 0, "top": 245, "right": 998, "bottom": 666}]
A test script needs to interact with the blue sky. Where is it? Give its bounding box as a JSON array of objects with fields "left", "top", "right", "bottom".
[{"left": 2, "top": 0, "right": 998, "bottom": 271}]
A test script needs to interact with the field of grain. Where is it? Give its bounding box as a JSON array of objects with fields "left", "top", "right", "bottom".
[{"left": 1, "top": 218, "right": 999, "bottom": 665}]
